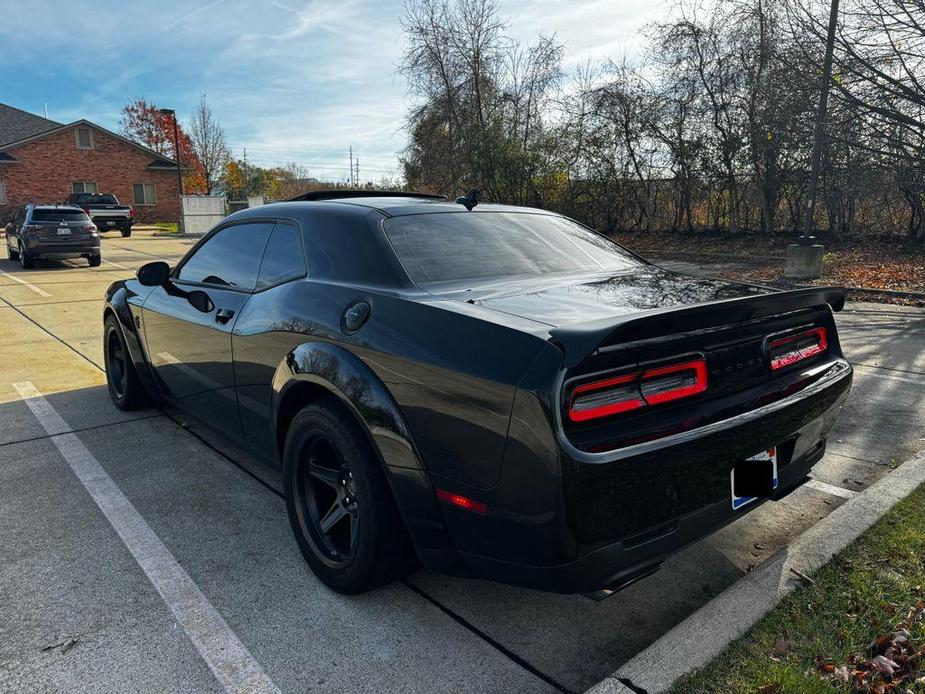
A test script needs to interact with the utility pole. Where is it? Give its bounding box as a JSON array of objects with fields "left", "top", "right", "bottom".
[
  {"left": 802, "top": 0, "right": 840, "bottom": 240},
  {"left": 355, "top": 158, "right": 360, "bottom": 188},
  {"left": 158, "top": 108, "right": 184, "bottom": 235},
  {"left": 243, "top": 147, "right": 249, "bottom": 198},
  {"left": 349, "top": 146, "right": 354, "bottom": 186}
]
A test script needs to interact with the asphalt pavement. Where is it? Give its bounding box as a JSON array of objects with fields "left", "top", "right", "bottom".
[{"left": 1, "top": 232, "right": 923, "bottom": 693}]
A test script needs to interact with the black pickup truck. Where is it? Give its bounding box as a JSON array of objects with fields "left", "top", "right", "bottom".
[{"left": 64, "top": 193, "right": 134, "bottom": 237}]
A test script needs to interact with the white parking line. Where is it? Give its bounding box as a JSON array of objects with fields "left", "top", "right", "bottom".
[
  {"left": 12, "top": 381, "right": 281, "bottom": 694},
  {"left": 102, "top": 258, "right": 132, "bottom": 271},
  {"left": 0, "top": 270, "right": 51, "bottom": 297},
  {"left": 805, "top": 478, "right": 858, "bottom": 499}
]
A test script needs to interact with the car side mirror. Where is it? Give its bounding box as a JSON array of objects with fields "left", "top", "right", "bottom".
[{"left": 137, "top": 261, "right": 171, "bottom": 287}]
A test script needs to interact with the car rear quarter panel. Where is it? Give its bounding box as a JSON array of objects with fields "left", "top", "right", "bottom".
[{"left": 231, "top": 279, "right": 549, "bottom": 490}]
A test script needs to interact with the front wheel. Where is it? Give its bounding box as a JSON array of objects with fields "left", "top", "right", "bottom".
[
  {"left": 88, "top": 254, "right": 101, "bottom": 267},
  {"left": 104, "top": 315, "right": 151, "bottom": 410},
  {"left": 283, "top": 402, "right": 406, "bottom": 593}
]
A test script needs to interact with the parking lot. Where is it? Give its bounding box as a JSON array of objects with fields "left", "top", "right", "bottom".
[{"left": 2, "top": 229, "right": 924, "bottom": 694}]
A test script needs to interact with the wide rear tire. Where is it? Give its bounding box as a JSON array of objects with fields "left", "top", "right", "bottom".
[
  {"left": 283, "top": 401, "right": 406, "bottom": 593},
  {"left": 104, "top": 314, "right": 151, "bottom": 410},
  {"left": 88, "top": 254, "right": 102, "bottom": 267},
  {"left": 121, "top": 228, "right": 132, "bottom": 238}
]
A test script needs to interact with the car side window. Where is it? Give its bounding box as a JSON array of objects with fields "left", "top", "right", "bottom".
[
  {"left": 177, "top": 222, "right": 273, "bottom": 290},
  {"left": 256, "top": 224, "right": 306, "bottom": 290}
]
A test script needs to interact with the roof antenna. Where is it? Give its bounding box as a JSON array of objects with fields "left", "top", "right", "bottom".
[{"left": 455, "top": 189, "right": 479, "bottom": 211}]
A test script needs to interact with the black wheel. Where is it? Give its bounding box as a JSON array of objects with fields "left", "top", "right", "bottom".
[
  {"left": 7, "top": 241, "right": 18, "bottom": 261},
  {"left": 104, "top": 315, "right": 151, "bottom": 410},
  {"left": 88, "top": 254, "right": 101, "bottom": 267},
  {"left": 283, "top": 402, "right": 406, "bottom": 593},
  {"left": 19, "top": 243, "right": 34, "bottom": 269},
  {"left": 121, "top": 228, "right": 132, "bottom": 238}
]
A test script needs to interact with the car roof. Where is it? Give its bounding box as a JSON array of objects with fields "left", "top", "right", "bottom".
[{"left": 262, "top": 196, "right": 554, "bottom": 218}]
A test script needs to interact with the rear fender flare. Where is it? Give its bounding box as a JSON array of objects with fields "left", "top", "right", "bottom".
[{"left": 271, "top": 342, "right": 461, "bottom": 569}]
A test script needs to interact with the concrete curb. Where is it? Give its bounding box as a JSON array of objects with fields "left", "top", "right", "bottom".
[{"left": 586, "top": 449, "right": 925, "bottom": 694}]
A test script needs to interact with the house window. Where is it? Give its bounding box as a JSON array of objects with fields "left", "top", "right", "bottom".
[
  {"left": 72, "top": 181, "right": 98, "bottom": 194},
  {"left": 75, "top": 127, "right": 94, "bottom": 149},
  {"left": 133, "top": 183, "right": 157, "bottom": 206},
  {"left": 0, "top": 180, "right": 6, "bottom": 205}
]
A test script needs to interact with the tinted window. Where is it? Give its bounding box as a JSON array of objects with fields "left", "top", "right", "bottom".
[
  {"left": 256, "top": 224, "right": 306, "bottom": 289},
  {"left": 32, "top": 209, "right": 90, "bottom": 222},
  {"left": 74, "top": 193, "right": 118, "bottom": 204},
  {"left": 178, "top": 223, "right": 273, "bottom": 290},
  {"left": 383, "top": 212, "right": 641, "bottom": 287}
]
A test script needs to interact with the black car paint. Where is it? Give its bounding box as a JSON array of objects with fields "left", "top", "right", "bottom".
[{"left": 104, "top": 197, "right": 852, "bottom": 593}]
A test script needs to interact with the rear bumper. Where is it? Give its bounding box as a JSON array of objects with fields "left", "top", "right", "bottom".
[
  {"left": 25, "top": 239, "right": 100, "bottom": 258},
  {"left": 457, "top": 443, "right": 823, "bottom": 593},
  {"left": 92, "top": 217, "right": 132, "bottom": 228},
  {"left": 436, "top": 358, "right": 852, "bottom": 593}
]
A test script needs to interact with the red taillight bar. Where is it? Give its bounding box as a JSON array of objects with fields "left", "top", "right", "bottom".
[
  {"left": 640, "top": 359, "right": 709, "bottom": 406},
  {"left": 568, "top": 373, "right": 645, "bottom": 421},
  {"left": 568, "top": 358, "right": 708, "bottom": 423},
  {"left": 769, "top": 327, "right": 828, "bottom": 371}
]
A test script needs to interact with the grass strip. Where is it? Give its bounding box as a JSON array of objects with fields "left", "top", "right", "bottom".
[{"left": 671, "top": 483, "right": 925, "bottom": 693}]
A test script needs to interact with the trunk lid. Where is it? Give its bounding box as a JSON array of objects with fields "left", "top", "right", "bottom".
[{"left": 472, "top": 266, "right": 770, "bottom": 329}]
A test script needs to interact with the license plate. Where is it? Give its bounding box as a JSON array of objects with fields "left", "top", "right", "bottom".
[
  {"left": 731, "top": 447, "right": 779, "bottom": 510},
  {"left": 103, "top": 220, "right": 115, "bottom": 226},
  {"left": 57, "top": 228, "right": 71, "bottom": 235}
]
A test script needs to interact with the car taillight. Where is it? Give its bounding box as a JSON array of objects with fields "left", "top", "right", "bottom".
[
  {"left": 768, "top": 327, "right": 828, "bottom": 371},
  {"left": 568, "top": 358, "right": 708, "bottom": 422},
  {"left": 569, "top": 373, "right": 646, "bottom": 421},
  {"left": 129, "top": 207, "right": 135, "bottom": 218},
  {"left": 640, "top": 359, "right": 709, "bottom": 405},
  {"left": 82, "top": 207, "right": 91, "bottom": 216}
]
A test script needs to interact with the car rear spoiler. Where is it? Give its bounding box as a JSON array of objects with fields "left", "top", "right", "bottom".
[{"left": 549, "top": 286, "right": 846, "bottom": 368}]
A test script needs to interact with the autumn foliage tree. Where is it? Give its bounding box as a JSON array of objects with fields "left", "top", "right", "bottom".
[
  {"left": 119, "top": 98, "right": 207, "bottom": 194},
  {"left": 400, "top": 0, "right": 925, "bottom": 239}
]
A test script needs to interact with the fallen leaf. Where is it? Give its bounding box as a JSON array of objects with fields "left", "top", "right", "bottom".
[{"left": 871, "top": 654, "right": 898, "bottom": 675}]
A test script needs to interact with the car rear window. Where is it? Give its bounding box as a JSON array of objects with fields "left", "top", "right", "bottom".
[
  {"left": 75, "top": 194, "right": 118, "bottom": 204},
  {"left": 383, "top": 212, "right": 641, "bottom": 287},
  {"left": 32, "top": 209, "right": 90, "bottom": 222}
]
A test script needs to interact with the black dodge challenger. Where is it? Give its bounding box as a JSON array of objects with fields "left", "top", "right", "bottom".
[{"left": 103, "top": 192, "right": 852, "bottom": 595}]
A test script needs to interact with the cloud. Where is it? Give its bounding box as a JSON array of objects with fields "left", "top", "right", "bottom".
[{"left": 1, "top": 0, "right": 672, "bottom": 180}]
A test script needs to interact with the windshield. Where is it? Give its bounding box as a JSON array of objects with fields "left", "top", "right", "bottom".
[
  {"left": 32, "top": 209, "right": 90, "bottom": 222},
  {"left": 383, "top": 212, "right": 641, "bottom": 288}
]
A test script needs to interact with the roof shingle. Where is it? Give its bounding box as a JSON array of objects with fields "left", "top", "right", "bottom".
[{"left": 0, "top": 103, "right": 62, "bottom": 148}]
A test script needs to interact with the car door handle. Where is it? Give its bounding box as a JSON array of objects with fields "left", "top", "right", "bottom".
[{"left": 215, "top": 308, "right": 235, "bottom": 324}]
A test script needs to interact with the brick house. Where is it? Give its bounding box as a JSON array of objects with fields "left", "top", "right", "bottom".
[{"left": 0, "top": 103, "right": 182, "bottom": 223}]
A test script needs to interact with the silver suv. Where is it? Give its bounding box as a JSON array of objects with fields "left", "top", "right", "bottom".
[{"left": 4, "top": 204, "right": 100, "bottom": 269}]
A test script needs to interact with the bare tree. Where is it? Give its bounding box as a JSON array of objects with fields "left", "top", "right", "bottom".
[{"left": 189, "top": 94, "right": 230, "bottom": 195}]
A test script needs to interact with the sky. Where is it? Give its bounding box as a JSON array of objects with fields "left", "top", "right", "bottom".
[{"left": 0, "top": 0, "right": 668, "bottom": 183}]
